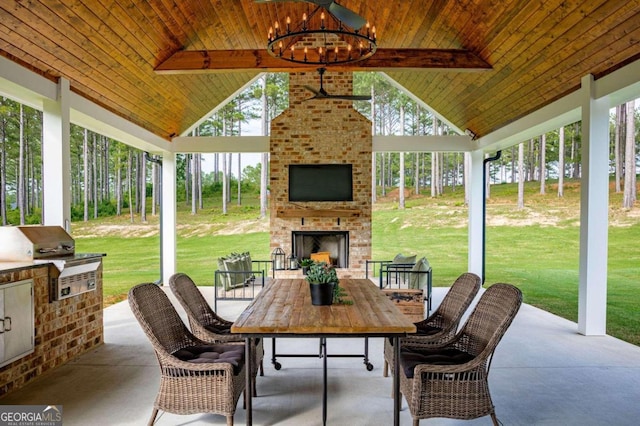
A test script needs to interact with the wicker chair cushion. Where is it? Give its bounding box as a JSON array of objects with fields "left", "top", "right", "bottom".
[
  {"left": 204, "top": 323, "right": 232, "bottom": 334},
  {"left": 414, "top": 322, "right": 442, "bottom": 335},
  {"left": 400, "top": 347, "right": 474, "bottom": 378},
  {"left": 172, "top": 344, "right": 245, "bottom": 374}
]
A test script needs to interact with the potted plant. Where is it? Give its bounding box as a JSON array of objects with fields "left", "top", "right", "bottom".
[
  {"left": 305, "top": 262, "right": 338, "bottom": 306},
  {"left": 299, "top": 258, "right": 314, "bottom": 275}
]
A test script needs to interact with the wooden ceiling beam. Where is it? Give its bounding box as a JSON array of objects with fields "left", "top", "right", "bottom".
[{"left": 154, "top": 48, "right": 492, "bottom": 74}]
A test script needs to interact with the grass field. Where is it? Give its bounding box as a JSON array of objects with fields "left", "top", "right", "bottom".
[{"left": 72, "top": 179, "right": 640, "bottom": 345}]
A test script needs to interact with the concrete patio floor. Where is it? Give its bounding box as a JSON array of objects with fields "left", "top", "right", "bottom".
[{"left": 1, "top": 286, "right": 640, "bottom": 425}]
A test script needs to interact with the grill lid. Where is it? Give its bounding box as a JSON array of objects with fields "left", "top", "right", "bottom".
[{"left": 0, "top": 225, "right": 75, "bottom": 260}]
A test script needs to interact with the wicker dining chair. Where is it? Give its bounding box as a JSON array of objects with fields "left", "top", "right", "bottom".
[
  {"left": 383, "top": 272, "right": 481, "bottom": 377},
  {"left": 169, "top": 273, "right": 264, "bottom": 393},
  {"left": 399, "top": 283, "right": 522, "bottom": 426},
  {"left": 129, "top": 283, "right": 246, "bottom": 426}
]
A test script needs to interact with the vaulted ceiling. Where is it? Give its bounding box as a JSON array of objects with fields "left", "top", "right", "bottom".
[{"left": 1, "top": 0, "right": 639, "bottom": 141}]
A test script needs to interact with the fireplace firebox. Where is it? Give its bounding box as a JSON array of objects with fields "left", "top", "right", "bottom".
[{"left": 292, "top": 231, "right": 349, "bottom": 268}]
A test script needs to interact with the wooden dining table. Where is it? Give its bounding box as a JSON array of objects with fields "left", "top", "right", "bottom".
[{"left": 231, "top": 278, "right": 416, "bottom": 426}]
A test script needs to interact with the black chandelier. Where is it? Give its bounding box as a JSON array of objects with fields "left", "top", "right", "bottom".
[{"left": 266, "top": 6, "right": 377, "bottom": 66}]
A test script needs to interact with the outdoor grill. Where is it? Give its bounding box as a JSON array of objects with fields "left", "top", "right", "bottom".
[{"left": 0, "top": 225, "right": 104, "bottom": 301}]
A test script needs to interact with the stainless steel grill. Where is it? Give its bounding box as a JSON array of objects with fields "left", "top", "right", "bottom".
[{"left": 0, "top": 226, "right": 104, "bottom": 301}]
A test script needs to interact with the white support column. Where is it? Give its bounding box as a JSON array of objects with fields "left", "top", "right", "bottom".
[
  {"left": 578, "top": 75, "right": 609, "bottom": 335},
  {"left": 468, "top": 149, "right": 484, "bottom": 279},
  {"left": 42, "top": 78, "right": 71, "bottom": 231},
  {"left": 161, "top": 153, "right": 177, "bottom": 284}
]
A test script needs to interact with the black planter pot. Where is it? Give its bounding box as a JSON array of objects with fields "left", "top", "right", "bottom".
[
  {"left": 309, "top": 282, "right": 335, "bottom": 306},
  {"left": 302, "top": 266, "right": 310, "bottom": 275}
]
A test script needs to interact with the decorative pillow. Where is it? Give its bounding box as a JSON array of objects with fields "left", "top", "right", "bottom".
[
  {"left": 400, "top": 347, "right": 474, "bottom": 378},
  {"left": 310, "top": 252, "right": 331, "bottom": 264},
  {"left": 217, "top": 257, "right": 231, "bottom": 289},
  {"left": 223, "top": 256, "right": 245, "bottom": 290},
  {"left": 241, "top": 252, "right": 252, "bottom": 282},
  {"left": 409, "top": 257, "right": 430, "bottom": 290},
  {"left": 393, "top": 253, "right": 417, "bottom": 265}
]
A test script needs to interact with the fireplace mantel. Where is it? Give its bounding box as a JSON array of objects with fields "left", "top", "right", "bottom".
[{"left": 276, "top": 208, "right": 362, "bottom": 218}]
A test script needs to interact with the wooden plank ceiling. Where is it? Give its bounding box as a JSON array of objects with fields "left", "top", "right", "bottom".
[{"left": 1, "top": 0, "right": 639, "bottom": 141}]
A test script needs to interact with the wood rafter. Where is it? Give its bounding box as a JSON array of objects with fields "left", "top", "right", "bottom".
[{"left": 154, "top": 48, "right": 492, "bottom": 74}]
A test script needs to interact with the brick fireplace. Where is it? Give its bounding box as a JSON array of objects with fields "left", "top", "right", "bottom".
[{"left": 269, "top": 71, "right": 372, "bottom": 277}]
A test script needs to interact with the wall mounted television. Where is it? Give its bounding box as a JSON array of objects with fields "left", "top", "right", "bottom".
[{"left": 288, "top": 164, "right": 353, "bottom": 202}]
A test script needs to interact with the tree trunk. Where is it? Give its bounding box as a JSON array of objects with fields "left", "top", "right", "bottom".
[
  {"left": 558, "top": 126, "right": 565, "bottom": 197},
  {"left": 622, "top": 100, "right": 637, "bottom": 208},
  {"left": 140, "top": 151, "right": 147, "bottom": 222},
  {"left": 615, "top": 104, "right": 625, "bottom": 193},
  {"left": 191, "top": 152, "right": 198, "bottom": 215},
  {"left": 464, "top": 152, "right": 470, "bottom": 205},
  {"left": 259, "top": 76, "right": 268, "bottom": 218},
  {"left": 380, "top": 153, "right": 386, "bottom": 197},
  {"left": 18, "top": 104, "right": 25, "bottom": 224},
  {"left": 198, "top": 153, "right": 203, "bottom": 209},
  {"left": 431, "top": 117, "right": 438, "bottom": 197},
  {"left": 83, "top": 128, "right": 89, "bottom": 221},
  {"left": 0, "top": 114, "right": 6, "bottom": 225},
  {"left": 116, "top": 155, "right": 122, "bottom": 216},
  {"left": 237, "top": 153, "right": 242, "bottom": 206},
  {"left": 152, "top": 161, "right": 158, "bottom": 216},
  {"left": 539, "top": 133, "right": 546, "bottom": 194},
  {"left": 518, "top": 142, "right": 525, "bottom": 209},
  {"left": 414, "top": 153, "right": 420, "bottom": 195},
  {"left": 127, "top": 149, "right": 134, "bottom": 223},
  {"left": 227, "top": 153, "right": 232, "bottom": 203},
  {"left": 371, "top": 84, "right": 377, "bottom": 203},
  {"left": 93, "top": 133, "right": 98, "bottom": 219},
  {"left": 399, "top": 104, "right": 405, "bottom": 209},
  {"left": 260, "top": 153, "right": 268, "bottom": 218},
  {"left": 222, "top": 151, "right": 228, "bottom": 214}
]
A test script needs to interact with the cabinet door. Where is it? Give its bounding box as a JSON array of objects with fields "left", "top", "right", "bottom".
[
  {"left": 0, "top": 289, "right": 4, "bottom": 362},
  {"left": 2, "top": 279, "right": 34, "bottom": 364}
]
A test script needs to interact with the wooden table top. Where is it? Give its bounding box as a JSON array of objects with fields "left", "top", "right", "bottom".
[{"left": 231, "top": 278, "right": 417, "bottom": 335}]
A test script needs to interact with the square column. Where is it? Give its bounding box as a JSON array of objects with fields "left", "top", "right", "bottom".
[
  {"left": 42, "top": 78, "right": 71, "bottom": 230},
  {"left": 161, "top": 153, "right": 177, "bottom": 284},
  {"left": 467, "top": 149, "right": 485, "bottom": 279},
  {"left": 578, "top": 75, "right": 609, "bottom": 335}
]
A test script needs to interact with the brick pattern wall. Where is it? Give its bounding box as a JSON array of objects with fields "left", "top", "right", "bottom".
[
  {"left": 0, "top": 264, "right": 103, "bottom": 397},
  {"left": 270, "top": 71, "right": 372, "bottom": 277}
]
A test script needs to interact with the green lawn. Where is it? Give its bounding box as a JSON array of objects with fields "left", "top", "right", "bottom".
[{"left": 73, "top": 181, "right": 640, "bottom": 345}]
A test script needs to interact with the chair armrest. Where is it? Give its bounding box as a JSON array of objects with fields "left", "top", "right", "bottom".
[{"left": 365, "top": 260, "right": 392, "bottom": 280}]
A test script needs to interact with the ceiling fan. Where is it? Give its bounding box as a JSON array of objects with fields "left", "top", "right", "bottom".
[
  {"left": 254, "top": 0, "right": 367, "bottom": 30},
  {"left": 304, "top": 68, "right": 371, "bottom": 101}
]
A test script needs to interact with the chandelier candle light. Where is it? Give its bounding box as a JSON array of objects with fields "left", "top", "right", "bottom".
[{"left": 267, "top": 6, "right": 377, "bottom": 66}]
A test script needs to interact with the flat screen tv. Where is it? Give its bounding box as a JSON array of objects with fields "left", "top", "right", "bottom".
[{"left": 288, "top": 164, "right": 353, "bottom": 202}]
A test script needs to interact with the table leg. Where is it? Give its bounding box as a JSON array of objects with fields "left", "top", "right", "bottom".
[
  {"left": 321, "top": 337, "right": 327, "bottom": 426},
  {"left": 245, "top": 337, "right": 253, "bottom": 426},
  {"left": 393, "top": 336, "right": 400, "bottom": 426}
]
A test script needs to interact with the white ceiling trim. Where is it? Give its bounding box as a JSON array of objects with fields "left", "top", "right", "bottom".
[
  {"left": 374, "top": 135, "right": 472, "bottom": 152},
  {"left": 171, "top": 134, "right": 471, "bottom": 153}
]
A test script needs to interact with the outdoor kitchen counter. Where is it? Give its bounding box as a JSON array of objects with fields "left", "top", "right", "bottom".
[
  {"left": 0, "top": 255, "right": 105, "bottom": 398},
  {"left": 0, "top": 261, "right": 47, "bottom": 273}
]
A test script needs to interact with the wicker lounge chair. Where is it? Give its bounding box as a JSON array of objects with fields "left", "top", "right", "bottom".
[
  {"left": 383, "top": 272, "right": 481, "bottom": 377},
  {"left": 129, "top": 283, "right": 246, "bottom": 426},
  {"left": 399, "top": 283, "right": 522, "bottom": 426},
  {"left": 169, "top": 273, "right": 264, "bottom": 394}
]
